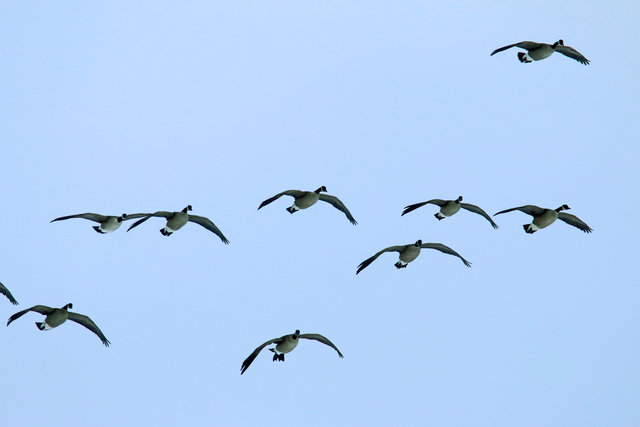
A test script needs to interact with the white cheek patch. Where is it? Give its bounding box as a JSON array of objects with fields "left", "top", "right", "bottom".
[
  {"left": 529, "top": 223, "right": 540, "bottom": 231},
  {"left": 397, "top": 260, "right": 408, "bottom": 266},
  {"left": 289, "top": 204, "right": 300, "bottom": 212},
  {"left": 165, "top": 226, "right": 176, "bottom": 233},
  {"left": 41, "top": 322, "right": 53, "bottom": 330}
]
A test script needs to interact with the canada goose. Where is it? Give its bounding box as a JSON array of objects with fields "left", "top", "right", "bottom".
[
  {"left": 7, "top": 303, "right": 110, "bottom": 346},
  {"left": 0, "top": 281, "right": 18, "bottom": 305},
  {"left": 126, "top": 205, "right": 230, "bottom": 243},
  {"left": 356, "top": 240, "right": 471, "bottom": 274},
  {"left": 258, "top": 186, "right": 357, "bottom": 225},
  {"left": 51, "top": 212, "right": 150, "bottom": 234},
  {"left": 402, "top": 196, "right": 498, "bottom": 229},
  {"left": 241, "top": 329, "right": 343, "bottom": 375},
  {"left": 491, "top": 40, "right": 590, "bottom": 65},
  {"left": 494, "top": 204, "right": 592, "bottom": 234}
]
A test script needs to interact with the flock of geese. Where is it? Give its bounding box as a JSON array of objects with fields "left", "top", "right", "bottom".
[{"left": 2, "top": 39, "right": 592, "bottom": 374}]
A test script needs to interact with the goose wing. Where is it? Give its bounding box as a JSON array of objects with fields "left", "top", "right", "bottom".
[
  {"left": 555, "top": 45, "right": 590, "bottom": 65},
  {"left": 299, "top": 333, "right": 344, "bottom": 358},
  {"left": 420, "top": 243, "right": 472, "bottom": 267},
  {"left": 491, "top": 41, "right": 543, "bottom": 56},
  {"left": 460, "top": 203, "right": 499, "bottom": 229},
  {"left": 50, "top": 213, "right": 108, "bottom": 223},
  {"left": 318, "top": 194, "right": 357, "bottom": 225},
  {"left": 7, "top": 305, "right": 54, "bottom": 326},
  {"left": 557, "top": 212, "right": 593, "bottom": 233},
  {"left": 258, "top": 190, "right": 305, "bottom": 210},
  {"left": 67, "top": 312, "right": 111, "bottom": 347},
  {"left": 121, "top": 213, "right": 154, "bottom": 221},
  {"left": 494, "top": 205, "right": 545, "bottom": 218},
  {"left": 127, "top": 211, "right": 173, "bottom": 232},
  {"left": 188, "top": 215, "right": 230, "bottom": 244},
  {"left": 401, "top": 199, "right": 446, "bottom": 216},
  {"left": 241, "top": 336, "right": 285, "bottom": 375},
  {"left": 0, "top": 282, "right": 18, "bottom": 305},
  {"left": 356, "top": 245, "right": 406, "bottom": 275}
]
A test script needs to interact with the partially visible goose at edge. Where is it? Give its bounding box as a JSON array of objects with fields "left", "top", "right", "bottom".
[
  {"left": 0, "top": 281, "right": 18, "bottom": 305},
  {"left": 51, "top": 212, "right": 149, "bottom": 234},
  {"left": 494, "top": 204, "right": 592, "bottom": 234},
  {"left": 402, "top": 196, "right": 498, "bottom": 229},
  {"left": 258, "top": 186, "right": 357, "bottom": 225},
  {"left": 241, "top": 329, "right": 343, "bottom": 375},
  {"left": 356, "top": 240, "right": 471, "bottom": 274},
  {"left": 7, "top": 303, "right": 110, "bottom": 346},
  {"left": 491, "top": 39, "right": 590, "bottom": 65},
  {"left": 127, "top": 205, "right": 230, "bottom": 244}
]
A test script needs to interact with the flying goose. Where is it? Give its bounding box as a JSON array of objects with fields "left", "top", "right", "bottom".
[
  {"left": 51, "top": 212, "right": 150, "bottom": 234},
  {"left": 0, "top": 281, "right": 18, "bottom": 305},
  {"left": 491, "top": 40, "right": 590, "bottom": 65},
  {"left": 494, "top": 204, "right": 592, "bottom": 234},
  {"left": 402, "top": 196, "right": 498, "bottom": 229},
  {"left": 356, "top": 240, "right": 471, "bottom": 274},
  {"left": 7, "top": 303, "right": 110, "bottom": 346},
  {"left": 258, "top": 186, "right": 357, "bottom": 225},
  {"left": 126, "top": 205, "right": 230, "bottom": 243},
  {"left": 241, "top": 329, "right": 343, "bottom": 375}
]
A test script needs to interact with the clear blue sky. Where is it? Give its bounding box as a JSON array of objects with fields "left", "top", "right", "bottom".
[{"left": 1, "top": 2, "right": 638, "bottom": 426}]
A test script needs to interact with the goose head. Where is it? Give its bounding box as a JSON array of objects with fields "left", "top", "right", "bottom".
[
  {"left": 553, "top": 40, "right": 564, "bottom": 49},
  {"left": 182, "top": 205, "right": 193, "bottom": 213},
  {"left": 63, "top": 303, "right": 73, "bottom": 310},
  {"left": 556, "top": 204, "right": 571, "bottom": 212},
  {"left": 294, "top": 330, "right": 301, "bottom": 338},
  {"left": 414, "top": 239, "right": 423, "bottom": 247},
  {"left": 118, "top": 214, "right": 128, "bottom": 222},
  {"left": 456, "top": 196, "right": 463, "bottom": 203},
  {"left": 315, "top": 186, "right": 327, "bottom": 194}
]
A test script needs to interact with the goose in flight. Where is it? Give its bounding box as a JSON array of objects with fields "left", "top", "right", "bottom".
[
  {"left": 356, "top": 240, "right": 471, "bottom": 274},
  {"left": 51, "top": 212, "right": 149, "bottom": 234},
  {"left": 127, "top": 205, "right": 230, "bottom": 243},
  {"left": 491, "top": 40, "right": 590, "bottom": 65},
  {"left": 494, "top": 204, "right": 592, "bottom": 234},
  {"left": 402, "top": 196, "right": 498, "bottom": 229},
  {"left": 258, "top": 186, "right": 357, "bottom": 225},
  {"left": 0, "top": 281, "right": 18, "bottom": 305},
  {"left": 7, "top": 303, "right": 110, "bottom": 346},
  {"left": 241, "top": 329, "right": 343, "bottom": 375}
]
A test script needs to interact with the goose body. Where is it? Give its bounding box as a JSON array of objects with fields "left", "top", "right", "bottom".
[
  {"left": 491, "top": 40, "right": 590, "bottom": 65},
  {"left": 494, "top": 204, "right": 592, "bottom": 233},
  {"left": 127, "top": 205, "right": 230, "bottom": 243},
  {"left": 258, "top": 186, "right": 357, "bottom": 225},
  {"left": 50, "top": 212, "right": 148, "bottom": 234},
  {"left": 7, "top": 303, "right": 110, "bottom": 346},
  {"left": 0, "top": 281, "right": 18, "bottom": 305},
  {"left": 241, "top": 329, "right": 343, "bottom": 374},
  {"left": 356, "top": 240, "right": 471, "bottom": 274},
  {"left": 402, "top": 196, "right": 498, "bottom": 229}
]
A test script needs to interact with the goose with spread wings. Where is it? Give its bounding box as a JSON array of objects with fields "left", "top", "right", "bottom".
[
  {"left": 402, "top": 196, "right": 498, "bottom": 229},
  {"left": 127, "top": 205, "right": 230, "bottom": 243},
  {"left": 357, "top": 240, "right": 471, "bottom": 274},
  {"left": 51, "top": 212, "right": 149, "bottom": 234},
  {"left": 7, "top": 303, "right": 110, "bottom": 346},
  {"left": 0, "top": 281, "right": 18, "bottom": 305},
  {"left": 494, "top": 204, "right": 592, "bottom": 234},
  {"left": 491, "top": 39, "right": 590, "bottom": 65},
  {"left": 258, "top": 186, "right": 357, "bottom": 225},
  {"left": 241, "top": 329, "right": 343, "bottom": 375}
]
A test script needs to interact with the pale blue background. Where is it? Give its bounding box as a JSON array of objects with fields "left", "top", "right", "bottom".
[{"left": 1, "top": 1, "right": 638, "bottom": 426}]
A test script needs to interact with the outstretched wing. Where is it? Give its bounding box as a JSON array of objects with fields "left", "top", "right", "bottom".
[
  {"left": 121, "top": 213, "right": 153, "bottom": 221},
  {"left": 401, "top": 199, "right": 446, "bottom": 216},
  {"left": 7, "top": 305, "right": 54, "bottom": 326},
  {"left": 127, "top": 211, "right": 173, "bottom": 232},
  {"left": 67, "top": 312, "right": 111, "bottom": 347},
  {"left": 299, "top": 333, "right": 344, "bottom": 358},
  {"left": 356, "top": 246, "right": 405, "bottom": 275},
  {"left": 240, "top": 336, "right": 284, "bottom": 375},
  {"left": 188, "top": 215, "right": 230, "bottom": 244},
  {"left": 318, "top": 194, "right": 357, "bottom": 225},
  {"left": 460, "top": 203, "right": 499, "bottom": 229},
  {"left": 491, "top": 41, "right": 541, "bottom": 56},
  {"left": 0, "top": 281, "right": 18, "bottom": 305},
  {"left": 420, "top": 243, "right": 472, "bottom": 267},
  {"left": 494, "top": 205, "right": 545, "bottom": 218},
  {"left": 50, "top": 213, "right": 107, "bottom": 223},
  {"left": 557, "top": 212, "right": 593, "bottom": 233},
  {"left": 555, "top": 45, "right": 590, "bottom": 65},
  {"left": 258, "top": 190, "right": 305, "bottom": 210}
]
